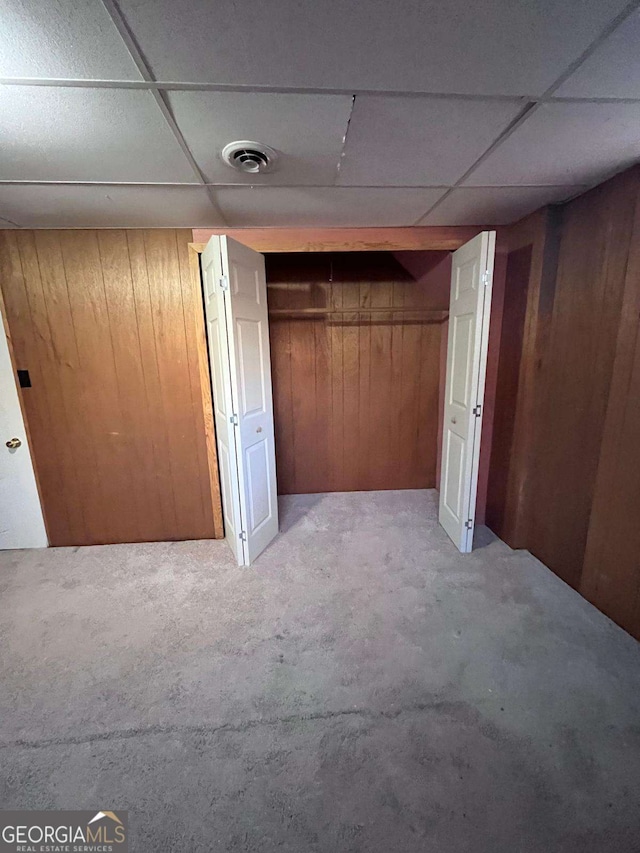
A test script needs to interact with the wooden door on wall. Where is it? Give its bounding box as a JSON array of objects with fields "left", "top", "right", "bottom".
[
  {"left": 267, "top": 252, "right": 450, "bottom": 494},
  {"left": 0, "top": 229, "right": 220, "bottom": 546}
]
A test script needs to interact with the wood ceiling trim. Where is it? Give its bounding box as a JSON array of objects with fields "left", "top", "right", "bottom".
[{"left": 191, "top": 226, "right": 482, "bottom": 253}]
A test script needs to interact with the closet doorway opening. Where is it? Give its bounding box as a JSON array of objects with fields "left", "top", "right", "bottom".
[
  {"left": 266, "top": 250, "right": 452, "bottom": 497},
  {"left": 198, "top": 231, "right": 495, "bottom": 564}
]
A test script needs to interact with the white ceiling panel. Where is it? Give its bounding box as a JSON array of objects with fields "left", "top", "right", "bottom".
[
  {"left": 0, "top": 0, "right": 142, "bottom": 80},
  {"left": 0, "top": 87, "right": 197, "bottom": 183},
  {"left": 215, "top": 187, "right": 446, "bottom": 227},
  {"left": 167, "top": 92, "right": 353, "bottom": 184},
  {"left": 467, "top": 102, "right": 640, "bottom": 187},
  {"left": 0, "top": 185, "right": 221, "bottom": 228},
  {"left": 555, "top": 10, "right": 640, "bottom": 99},
  {"left": 418, "top": 186, "right": 583, "bottom": 226},
  {"left": 119, "top": 0, "right": 628, "bottom": 95},
  {"left": 337, "top": 96, "right": 523, "bottom": 187}
]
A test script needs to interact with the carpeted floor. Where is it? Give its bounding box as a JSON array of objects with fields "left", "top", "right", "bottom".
[{"left": 1, "top": 489, "right": 639, "bottom": 852}]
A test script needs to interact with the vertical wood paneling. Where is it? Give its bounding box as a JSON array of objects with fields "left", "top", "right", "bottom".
[
  {"left": 486, "top": 165, "right": 640, "bottom": 639},
  {"left": 266, "top": 252, "right": 448, "bottom": 495},
  {"left": 95, "top": 230, "right": 165, "bottom": 543},
  {"left": 290, "top": 318, "right": 318, "bottom": 492},
  {"left": 369, "top": 279, "right": 393, "bottom": 489},
  {"left": 504, "top": 207, "right": 561, "bottom": 547},
  {"left": 580, "top": 182, "right": 640, "bottom": 639},
  {"left": 269, "top": 317, "right": 296, "bottom": 494},
  {"left": 341, "top": 266, "right": 361, "bottom": 492},
  {"left": 314, "top": 307, "right": 332, "bottom": 492},
  {"left": 31, "top": 230, "right": 99, "bottom": 543},
  {"left": 0, "top": 229, "right": 219, "bottom": 546},
  {"left": 416, "top": 325, "right": 441, "bottom": 487},
  {"left": 357, "top": 280, "right": 372, "bottom": 490},
  {"left": 144, "top": 230, "right": 201, "bottom": 538},
  {"left": 399, "top": 317, "right": 422, "bottom": 488},
  {"left": 389, "top": 280, "right": 405, "bottom": 487},
  {"left": 328, "top": 278, "right": 344, "bottom": 491},
  {"left": 126, "top": 230, "right": 181, "bottom": 538},
  {"left": 530, "top": 173, "right": 639, "bottom": 589},
  {"left": 485, "top": 244, "right": 532, "bottom": 539}
]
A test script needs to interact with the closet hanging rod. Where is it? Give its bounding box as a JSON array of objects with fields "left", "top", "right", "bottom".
[{"left": 268, "top": 307, "right": 448, "bottom": 318}]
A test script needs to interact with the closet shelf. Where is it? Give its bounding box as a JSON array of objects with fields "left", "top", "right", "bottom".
[{"left": 268, "top": 307, "right": 449, "bottom": 322}]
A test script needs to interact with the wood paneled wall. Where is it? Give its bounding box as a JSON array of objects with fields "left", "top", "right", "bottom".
[
  {"left": 0, "top": 229, "right": 221, "bottom": 546},
  {"left": 580, "top": 178, "right": 640, "bottom": 636},
  {"left": 531, "top": 174, "right": 638, "bottom": 589},
  {"left": 267, "top": 252, "right": 449, "bottom": 495},
  {"left": 485, "top": 244, "right": 532, "bottom": 537},
  {"left": 487, "top": 166, "right": 640, "bottom": 639}
]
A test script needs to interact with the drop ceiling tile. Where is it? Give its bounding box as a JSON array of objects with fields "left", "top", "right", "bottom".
[
  {"left": 215, "top": 187, "right": 446, "bottom": 227},
  {"left": 337, "top": 96, "right": 523, "bottom": 187},
  {"left": 0, "top": 87, "right": 197, "bottom": 183},
  {"left": 467, "top": 102, "right": 640, "bottom": 187},
  {"left": 555, "top": 10, "right": 640, "bottom": 98},
  {"left": 0, "top": 185, "right": 222, "bottom": 228},
  {"left": 418, "top": 186, "right": 583, "bottom": 226},
  {"left": 0, "top": 0, "right": 142, "bottom": 80},
  {"left": 120, "top": 0, "right": 628, "bottom": 95},
  {"left": 167, "top": 92, "right": 353, "bottom": 184}
]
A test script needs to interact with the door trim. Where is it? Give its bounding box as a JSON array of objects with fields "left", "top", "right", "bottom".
[{"left": 190, "top": 226, "right": 483, "bottom": 255}]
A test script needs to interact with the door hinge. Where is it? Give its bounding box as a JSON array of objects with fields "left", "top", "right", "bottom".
[
  {"left": 473, "top": 404, "right": 482, "bottom": 417},
  {"left": 239, "top": 531, "right": 247, "bottom": 542},
  {"left": 219, "top": 275, "right": 229, "bottom": 291},
  {"left": 465, "top": 519, "right": 474, "bottom": 530},
  {"left": 481, "top": 270, "right": 490, "bottom": 286},
  {"left": 229, "top": 413, "right": 238, "bottom": 425}
]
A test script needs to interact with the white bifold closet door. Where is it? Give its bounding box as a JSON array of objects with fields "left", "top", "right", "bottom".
[
  {"left": 201, "top": 236, "right": 279, "bottom": 566},
  {"left": 439, "top": 231, "right": 496, "bottom": 553}
]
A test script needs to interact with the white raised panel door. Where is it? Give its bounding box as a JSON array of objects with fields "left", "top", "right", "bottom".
[
  {"left": 201, "top": 236, "right": 279, "bottom": 565},
  {"left": 223, "top": 236, "right": 279, "bottom": 564},
  {"left": 439, "top": 231, "right": 495, "bottom": 553},
  {"left": 201, "top": 237, "right": 244, "bottom": 563},
  {"left": 0, "top": 306, "right": 47, "bottom": 549}
]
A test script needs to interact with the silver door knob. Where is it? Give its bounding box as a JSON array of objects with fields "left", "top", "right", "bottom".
[{"left": 6, "top": 437, "right": 21, "bottom": 449}]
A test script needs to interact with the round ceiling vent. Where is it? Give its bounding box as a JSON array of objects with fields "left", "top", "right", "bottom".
[{"left": 221, "top": 141, "right": 279, "bottom": 174}]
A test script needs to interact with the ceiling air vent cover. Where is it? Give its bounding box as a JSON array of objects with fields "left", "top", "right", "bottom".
[{"left": 221, "top": 141, "right": 278, "bottom": 174}]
